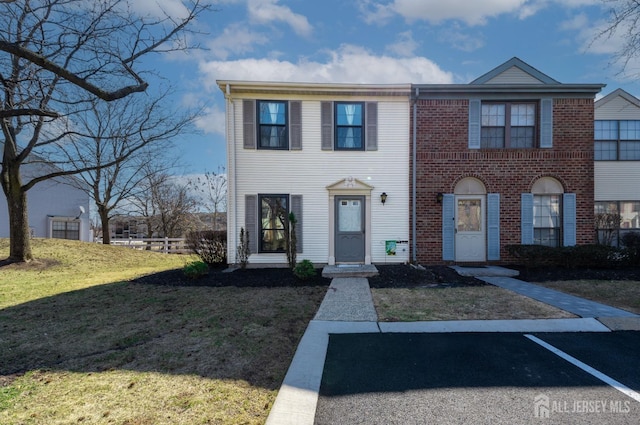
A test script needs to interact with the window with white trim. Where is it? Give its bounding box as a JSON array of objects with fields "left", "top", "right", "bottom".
[
  {"left": 595, "top": 120, "right": 640, "bottom": 160},
  {"left": 481, "top": 102, "right": 537, "bottom": 148}
]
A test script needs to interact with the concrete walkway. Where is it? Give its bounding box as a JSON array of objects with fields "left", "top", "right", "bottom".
[{"left": 266, "top": 266, "right": 640, "bottom": 425}]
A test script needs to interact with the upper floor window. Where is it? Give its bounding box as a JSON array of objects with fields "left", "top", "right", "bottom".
[
  {"left": 481, "top": 102, "right": 536, "bottom": 148},
  {"left": 595, "top": 120, "right": 640, "bottom": 160},
  {"left": 335, "top": 102, "right": 364, "bottom": 150},
  {"left": 258, "top": 101, "right": 288, "bottom": 149}
]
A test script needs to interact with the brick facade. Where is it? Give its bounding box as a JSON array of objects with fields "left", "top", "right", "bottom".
[{"left": 411, "top": 97, "right": 595, "bottom": 264}]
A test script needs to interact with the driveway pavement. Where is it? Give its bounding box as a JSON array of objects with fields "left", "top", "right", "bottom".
[
  {"left": 315, "top": 331, "right": 640, "bottom": 425},
  {"left": 266, "top": 266, "right": 640, "bottom": 425}
]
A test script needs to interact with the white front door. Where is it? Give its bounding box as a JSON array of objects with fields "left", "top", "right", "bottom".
[{"left": 455, "top": 196, "right": 486, "bottom": 262}]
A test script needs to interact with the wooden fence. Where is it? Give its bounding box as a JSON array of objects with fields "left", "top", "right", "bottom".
[{"left": 108, "top": 238, "right": 190, "bottom": 254}]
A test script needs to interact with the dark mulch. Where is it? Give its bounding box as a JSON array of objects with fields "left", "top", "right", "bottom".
[
  {"left": 133, "top": 264, "right": 484, "bottom": 288},
  {"left": 133, "top": 263, "right": 640, "bottom": 288},
  {"left": 368, "top": 265, "right": 485, "bottom": 288}
]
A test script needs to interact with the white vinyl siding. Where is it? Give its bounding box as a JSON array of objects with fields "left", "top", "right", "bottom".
[
  {"left": 228, "top": 97, "right": 410, "bottom": 264},
  {"left": 595, "top": 162, "right": 640, "bottom": 201}
]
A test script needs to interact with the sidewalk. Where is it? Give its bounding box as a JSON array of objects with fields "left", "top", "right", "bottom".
[{"left": 266, "top": 267, "right": 640, "bottom": 425}]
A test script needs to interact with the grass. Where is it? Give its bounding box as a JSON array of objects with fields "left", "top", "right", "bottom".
[
  {"left": 372, "top": 286, "right": 576, "bottom": 322},
  {"left": 0, "top": 238, "right": 326, "bottom": 424},
  {"left": 533, "top": 279, "right": 640, "bottom": 314}
]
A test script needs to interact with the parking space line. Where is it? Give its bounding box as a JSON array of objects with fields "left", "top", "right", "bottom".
[{"left": 525, "top": 334, "right": 640, "bottom": 403}]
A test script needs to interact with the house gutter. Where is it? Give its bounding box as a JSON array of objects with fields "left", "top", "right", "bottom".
[{"left": 412, "top": 87, "right": 418, "bottom": 263}]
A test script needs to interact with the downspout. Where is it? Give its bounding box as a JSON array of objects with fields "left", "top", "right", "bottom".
[
  {"left": 412, "top": 87, "right": 418, "bottom": 264},
  {"left": 225, "top": 83, "right": 237, "bottom": 264}
]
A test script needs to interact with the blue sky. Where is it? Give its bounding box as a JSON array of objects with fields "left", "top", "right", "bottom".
[{"left": 144, "top": 0, "right": 640, "bottom": 176}]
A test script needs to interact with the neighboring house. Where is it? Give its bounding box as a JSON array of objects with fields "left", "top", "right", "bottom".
[
  {"left": 594, "top": 88, "right": 640, "bottom": 245},
  {"left": 218, "top": 81, "right": 411, "bottom": 265},
  {"left": 411, "top": 58, "right": 604, "bottom": 264},
  {"left": 0, "top": 161, "right": 91, "bottom": 242}
]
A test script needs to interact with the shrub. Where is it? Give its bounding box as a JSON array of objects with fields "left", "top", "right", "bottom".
[
  {"left": 293, "top": 259, "right": 316, "bottom": 280},
  {"left": 236, "top": 227, "right": 250, "bottom": 268},
  {"left": 506, "top": 244, "right": 628, "bottom": 269},
  {"left": 621, "top": 231, "right": 640, "bottom": 265},
  {"left": 186, "top": 230, "right": 227, "bottom": 265},
  {"left": 183, "top": 260, "right": 209, "bottom": 279}
]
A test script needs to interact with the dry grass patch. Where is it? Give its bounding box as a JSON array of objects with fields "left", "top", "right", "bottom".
[
  {"left": 0, "top": 239, "right": 326, "bottom": 424},
  {"left": 372, "top": 286, "right": 576, "bottom": 322},
  {"left": 533, "top": 280, "right": 640, "bottom": 314}
]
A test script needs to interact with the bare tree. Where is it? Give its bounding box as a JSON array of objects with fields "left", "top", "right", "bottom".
[
  {"left": 131, "top": 170, "right": 198, "bottom": 239},
  {"left": 598, "top": 0, "right": 640, "bottom": 76},
  {"left": 0, "top": 0, "right": 210, "bottom": 262},
  {"left": 191, "top": 166, "right": 227, "bottom": 230},
  {"left": 63, "top": 91, "right": 193, "bottom": 244}
]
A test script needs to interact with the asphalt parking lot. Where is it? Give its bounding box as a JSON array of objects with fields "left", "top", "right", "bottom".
[{"left": 314, "top": 331, "right": 640, "bottom": 425}]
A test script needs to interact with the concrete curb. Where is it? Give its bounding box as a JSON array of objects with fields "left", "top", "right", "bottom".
[{"left": 378, "top": 318, "right": 611, "bottom": 333}]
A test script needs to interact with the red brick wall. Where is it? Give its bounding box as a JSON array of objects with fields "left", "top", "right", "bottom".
[{"left": 410, "top": 98, "right": 595, "bottom": 264}]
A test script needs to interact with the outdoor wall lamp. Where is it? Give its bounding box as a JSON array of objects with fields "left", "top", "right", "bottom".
[
  {"left": 436, "top": 192, "right": 444, "bottom": 204},
  {"left": 380, "top": 192, "right": 388, "bottom": 205}
]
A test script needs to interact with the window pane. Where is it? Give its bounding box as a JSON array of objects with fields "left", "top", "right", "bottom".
[
  {"left": 259, "top": 102, "right": 286, "bottom": 124},
  {"left": 594, "top": 141, "right": 617, "bottom": 160},
  {"left": 619, "top": 141, "right": 640, "bottom": 160},
  {"left": 260, "top": 195, "right": 288, "bottom": 252},
  {"left": 338, "top": 200, "right": 362, "bottom": 231},
  {"left": 620, "top": 121, "right": 640, "bottom": 140},
  {"left": 336, "top": 127, "right": 362, "bottom": 149},
  {"left": 259, "top": 126, "right": 287, "bottom": 148},
  {"left": 336, "top": 103, "right": 362, "bottom": 126},
  {"left": 534, "top": 228, "right": 560, "bottom": 247},
  {"left": 511, "top": 104, "right": 535, "bottom": 126},
  {"left": 510, "top": 127, "right": 534, "bottom": 148},
  {"left": 594, "top": 120, "right": 618, "bottom": 140},
  {"left": 481, "top": 104, "right": 505, "bottom": 126},
  {"left": 457, "top": 199, "right": 481, "bottom": 232},
  {"left": 620, "top": 202, "right": 640, "bottom": 229},
  {"left": 534, "top": 195, "right": 560, "bottom": 228},
  {"left": 481, "top": 127, "right": 505, "bottom": 148}
]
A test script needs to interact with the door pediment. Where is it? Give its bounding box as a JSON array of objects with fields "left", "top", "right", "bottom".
[{"left": 326, "top": 177, "right": 374, "bottom": 195}]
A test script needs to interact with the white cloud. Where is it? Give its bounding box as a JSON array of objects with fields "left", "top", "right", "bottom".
[
  {"left": 128, "top": 0, "right": 191, "bottom": 19},
  {"left": 360, "top": 0, "right": 602, "bottom": 26},
  {"left": 385, "top": 31, "right": 419, "bottom": 57},
  {"left": 207, "top": 23, "right": 270, "bottom": 59},
  {"left": 438, "top": 25, "right": 485, "bottom": 52},
  {"left": 194, "top": 105, "right": 227, "bottom": 136},
  {"left": 199, "top": 44, "right": 454, "bottom": 85},
  {"left": 247, "top": 0, "right": 313, "bottom": 37}
]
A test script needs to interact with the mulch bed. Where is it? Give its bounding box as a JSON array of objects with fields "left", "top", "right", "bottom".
[
  {"left": 133, "top": 263, "right": 640, "bottom": 288},
  {"left": 133, "top": 264, "right": 485, "bottom": 288}
]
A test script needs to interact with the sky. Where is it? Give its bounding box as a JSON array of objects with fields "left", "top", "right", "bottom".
[{"left": 144, "top": 0, "right": 640, "bottom": 176}]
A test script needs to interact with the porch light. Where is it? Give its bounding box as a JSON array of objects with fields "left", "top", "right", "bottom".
[
  {"left": 436, "top": 193, "right": 444, "bottom": 204},
  {"left": 380, "top": 192, "right": 388, "bottom": 205}
]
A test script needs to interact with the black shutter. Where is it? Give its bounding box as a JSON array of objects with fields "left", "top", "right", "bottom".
[
  {"left": 321, "top": 101, "right": 333, "bottom": 150},
  {"left": 365, "top": 102, "right": 378, "bottom": 151},
  {"left": 290, "top": 101, "right": 302, "bottom": 150},
  {"left": 243, "top": 100, "right": 256, "bottom": 149}
]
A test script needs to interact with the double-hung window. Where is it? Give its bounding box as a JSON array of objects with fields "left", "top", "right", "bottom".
[
  {"left": 533, "top": 195, "right": 561, "bottom": 247},
  {"left": 481, "top": 102, "right": 536, "bottom": 148},
  {"left": 595, "top": 120, "right": 640, "bottom": 160},
  {"left": 258, "top": 101, "right": 288, "bottom": 149},
  {"left": 259, "top": 194, "right": 288, "bottom": 252},
  {"left": 335, "top": 102, "right": 364, "bottom": 150}
]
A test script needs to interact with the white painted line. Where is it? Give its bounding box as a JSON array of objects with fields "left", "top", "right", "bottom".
[{"left": 525, "top": 334, "right": 640, "bottom": 403}]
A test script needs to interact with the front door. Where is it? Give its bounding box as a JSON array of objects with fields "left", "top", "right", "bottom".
[
  {"left": 455, "top": 196, "right": 486, "bottom": 262},
  {"left": 335, "top": 196, "right": 365, "bottom": 263}
]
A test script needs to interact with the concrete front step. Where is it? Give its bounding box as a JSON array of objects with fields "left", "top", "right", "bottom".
[{"left": 322, "top": 264, "right": 379, "bottom": 278}]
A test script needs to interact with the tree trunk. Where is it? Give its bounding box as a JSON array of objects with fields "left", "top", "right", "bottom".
[
  {"left": 2, "top": 163, "right": 34, "bottom": 262},
  {"left": 99, "top": 207, "right": 111, "bottom": 245}
]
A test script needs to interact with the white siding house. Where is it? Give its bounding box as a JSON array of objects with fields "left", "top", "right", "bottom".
[
  {"left": 0, "top": 161, "right": 92, "bottom": 242},
  {"left": 218, "top": 81, "right": 411, "bottom": 265},
  {"left": 594, "top": 88, "right": 640, "bottom": 244}
]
